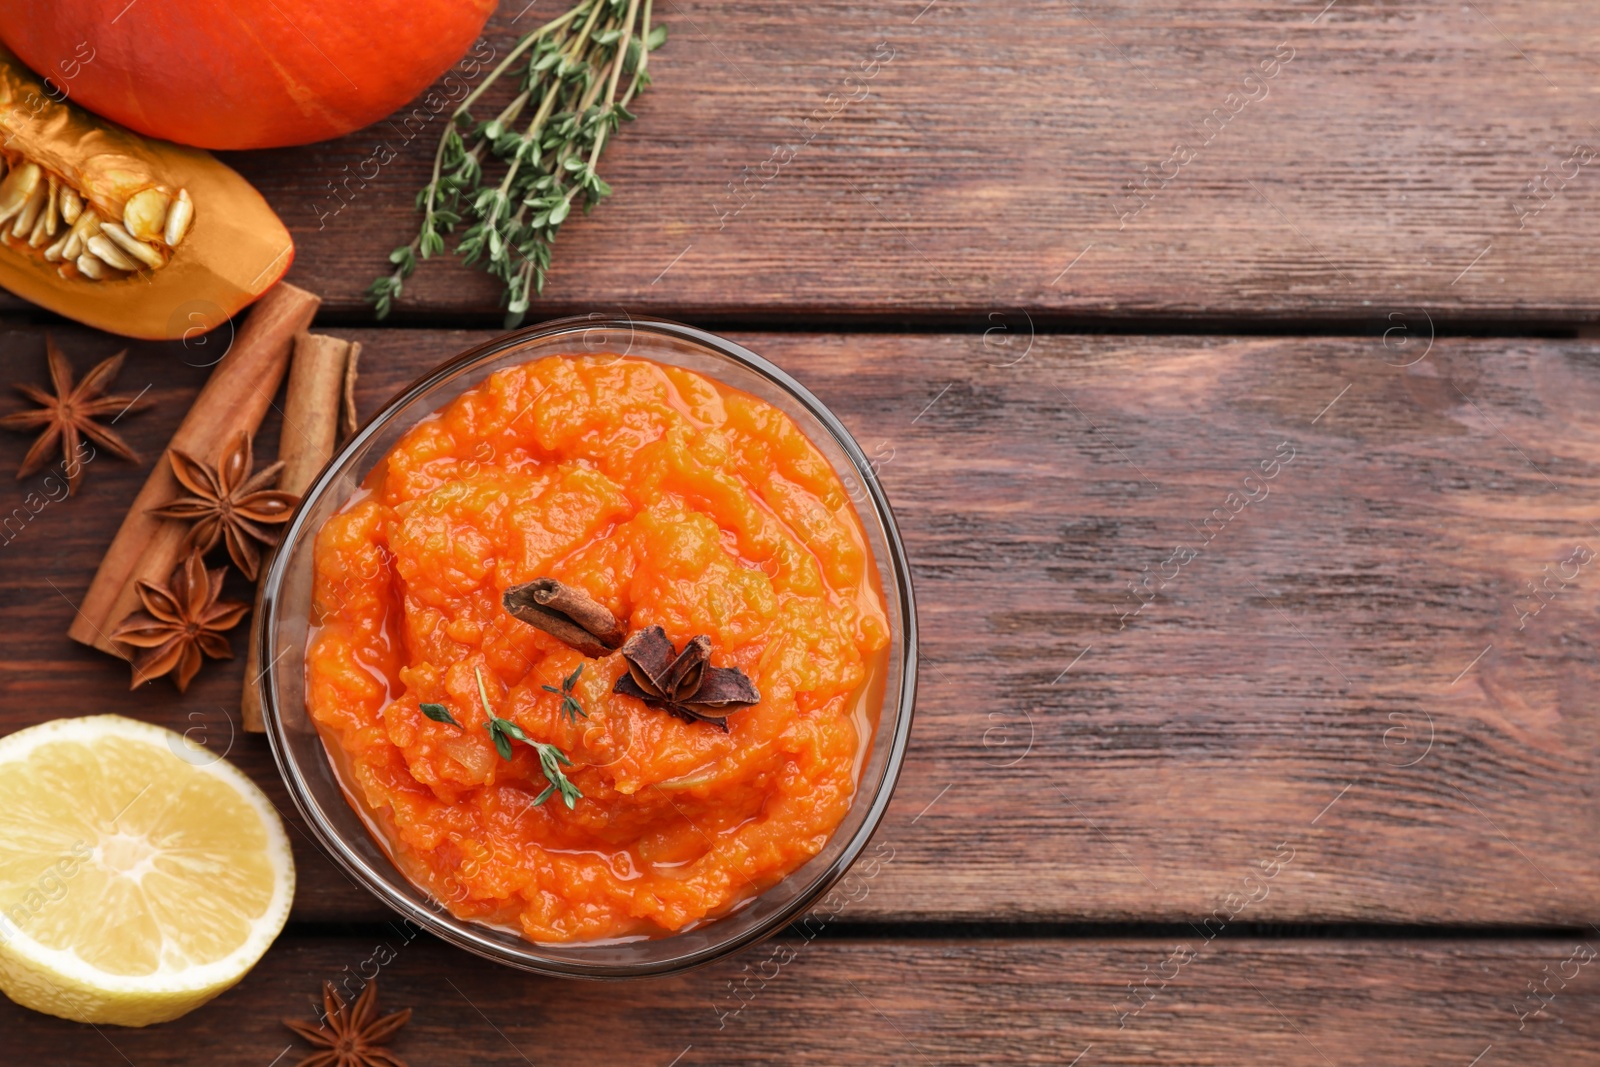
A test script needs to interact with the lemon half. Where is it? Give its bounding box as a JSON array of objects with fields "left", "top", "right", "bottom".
[{"left": 0, "top": 715, "right": 294, "bottom": 1026}]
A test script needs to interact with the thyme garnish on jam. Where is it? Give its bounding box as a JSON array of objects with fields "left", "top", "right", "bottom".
[
  {"left": 419, "top": 702, "right": 460, "bottom": 727},
  {"left": 542, "top": 664, "right": 588, "bottom": 724},
  {"left": 475, "top": 666, "right": 583, "bottom": 808}
]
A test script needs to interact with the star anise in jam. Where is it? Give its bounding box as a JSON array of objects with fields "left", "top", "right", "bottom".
[
  {"left": 0, "top": 335, "right": 150, "bottom": 494},
  {"left": 283, "top": 980, "right": 412, "bottom": 1067},
  {"left": 148, "top": 429, "right": 298, "bottom": 581},
  {"left": 613, "top": 625, "right": 761, "bottom": 732},
  {"left": 109, "top": 549, "right": 249, "bottom": 692}
]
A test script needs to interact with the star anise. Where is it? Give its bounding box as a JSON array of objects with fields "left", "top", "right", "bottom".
[
  {"left": 0, "top": 335, "right": 150, "bottom": 494},
  {"left": 613, "top": 625, "right": 761, "bottom": 732},
  {"left": 283, "top": 980, "right": 412, "bottom": 1067},
  {"left": 109, "top": 549, "right": 249, "bottom": 692},
  {"left": 148, "top": 429, "right": 299, "bottom": 581}
]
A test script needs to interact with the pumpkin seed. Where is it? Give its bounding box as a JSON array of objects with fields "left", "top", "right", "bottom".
[
  {"left": 74, "top": 252, "right": 116, "bottom": 280},
  {"left": 42, "top": 177, "right": 59, "bottom": 237},
  {"left": 1, "top": 159, "right": 184, "bottom": 282},
  {"left": 60, "top": 209, "right": 100, "bottom": 263},
  {"left": 163, "top": 188, "right": 193, "bottom": 247},
  {"left": 86, "top": 234, "right": 139, "bottom": 272},
  {"left": 11, "top": 179, "right": 48, "bottom": 238},
  {"left": 100, "top": 221, "right": 166, "bottom": 269},
  {"left": 0, "top": 162, "right": 41, "bottom": 224},
  {"left": 27, "top": 203, "right": 51, "bottom": 247},
  {"left": 58, "top": 185, "right": 82, "bottom": 226},
  {"left": 123, "top": 187, "right": 169, "bottom": 243}
]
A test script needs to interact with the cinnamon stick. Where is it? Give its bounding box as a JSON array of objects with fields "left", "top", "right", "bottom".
[
  {"left": 70, "top": 282, "right": 321, "bottom": 655},
  {"left": 242, "top": 332, "right": 354, "bottom": 732},
  {"left": 340, "top": 339, "right": 362, "bottom": 441},
  {"left": 502, "top": 578, "right": 627, "bottom": 657}
]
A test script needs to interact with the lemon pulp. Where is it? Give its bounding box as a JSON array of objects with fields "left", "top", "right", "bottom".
[{"left": 0, "top": 715, "right": 294, "bottom": 1026}]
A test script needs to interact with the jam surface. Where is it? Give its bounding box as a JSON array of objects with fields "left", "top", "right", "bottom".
[{"left": 306, "top": 354, "right": 888, "bottom": 941}]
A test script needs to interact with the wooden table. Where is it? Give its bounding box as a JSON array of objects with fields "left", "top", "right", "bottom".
[{"left": 5, "top": 1, "right": 1600, "bottom": 1062}]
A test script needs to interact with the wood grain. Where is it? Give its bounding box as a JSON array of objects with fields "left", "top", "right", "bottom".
[
  {"left": 185, "top": 0, "right": 1600, "bottom": 322},
  {"left": 3, "top": 933, "right": 1595, "bottom": 1065},
  {"left": 4, "top": 327, "right": 1600, "bottom": 929}
]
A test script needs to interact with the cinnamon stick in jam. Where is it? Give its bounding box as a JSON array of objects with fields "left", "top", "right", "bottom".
[{"left": 503, "top": 578, "right": 627, "bottom": 657}]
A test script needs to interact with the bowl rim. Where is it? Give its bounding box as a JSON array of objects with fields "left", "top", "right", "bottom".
[{"left": 259, "top": 315, "right": 918, "bottom": 978}]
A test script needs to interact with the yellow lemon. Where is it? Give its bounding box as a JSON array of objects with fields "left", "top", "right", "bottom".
[{"left": 0, "top": 715, "right": 294, "bottom": 1026}]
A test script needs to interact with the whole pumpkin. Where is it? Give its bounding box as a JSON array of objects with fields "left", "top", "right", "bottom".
[{"left": 0, "top": 0, "right": 498, "bottom": 150}]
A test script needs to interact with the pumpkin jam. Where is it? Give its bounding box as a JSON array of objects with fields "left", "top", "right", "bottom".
[{"left": 305, "top": 355, "right": 889, "bottom": 942}]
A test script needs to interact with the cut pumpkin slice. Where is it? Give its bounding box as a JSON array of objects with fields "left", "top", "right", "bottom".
[{"left": 0, "top": 44, "right": 293, "bottom": 340}]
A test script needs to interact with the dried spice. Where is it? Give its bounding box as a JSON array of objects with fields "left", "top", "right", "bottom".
[
  {"left": 501, "top": 580, "right": 758, "bottom": 730},
  {"left": 283, "top": 980, "right": 411, "bottom": 1067},
  {"left": 0, "top": 335, "right": 150, "bottom": 494},
  {"left": 148, "top": 429, "right": 299, "bottom": 581},
  {"left": 109, "top": 549, "right": 249, "bottom": 692},
  {"left": 614, "top": 625, "right": 760, "bottom": 732},
  {"left": 502, "top": 577, "right": 626, "bottom": 657}
]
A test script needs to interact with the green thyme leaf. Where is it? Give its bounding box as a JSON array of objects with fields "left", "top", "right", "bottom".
[
  {"left": 489, "top": 721, "right": 514, "bottom": 761},
  {"left": 420, "top": 703, "right": 461, "bottom": 727},
  {"left": 532, "top": 741, "right": 582, "bottom": 808}
]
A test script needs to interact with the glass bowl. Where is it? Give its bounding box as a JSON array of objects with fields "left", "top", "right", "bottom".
[{"left": 258, "top": 315, "right": 917, "bottom": 978}]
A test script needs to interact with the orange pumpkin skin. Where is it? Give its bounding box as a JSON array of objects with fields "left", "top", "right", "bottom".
[{"left": 0, "top": 0, "right": 497, "bottom": 150}]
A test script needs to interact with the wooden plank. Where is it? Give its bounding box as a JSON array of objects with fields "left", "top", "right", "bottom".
[
  {"left": 3, "top": 934, "right": 1595, "bottom": 1064},
  {"left": 4, "top": 327, "right": 1600, "bottom": 927},
  {"left": 186, "top": 0, "right": 1600, "bottom": 321}
]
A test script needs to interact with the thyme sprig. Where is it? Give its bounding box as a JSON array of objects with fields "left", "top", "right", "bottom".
[
  {"left": 542, "top": 664, "right": 588, "bottom": 724},
  {"left": 475, "top": 667, "right": 583, "bottom": 808},
  {"left": 369, "top": 0, "right": 666, "bottom": 326}
]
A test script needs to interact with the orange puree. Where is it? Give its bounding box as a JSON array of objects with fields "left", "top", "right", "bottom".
[{"left": 305, "top": 354, "right": 890, "bottom": 942}]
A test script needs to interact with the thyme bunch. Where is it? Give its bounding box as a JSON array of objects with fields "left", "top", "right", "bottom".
[{"left": 369, "top": 0, "right": 665, "bottom": 326}]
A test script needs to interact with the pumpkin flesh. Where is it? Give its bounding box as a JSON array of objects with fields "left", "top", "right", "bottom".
[{"left": 0, "top": 45, "right": 293, "bottom": 340}]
